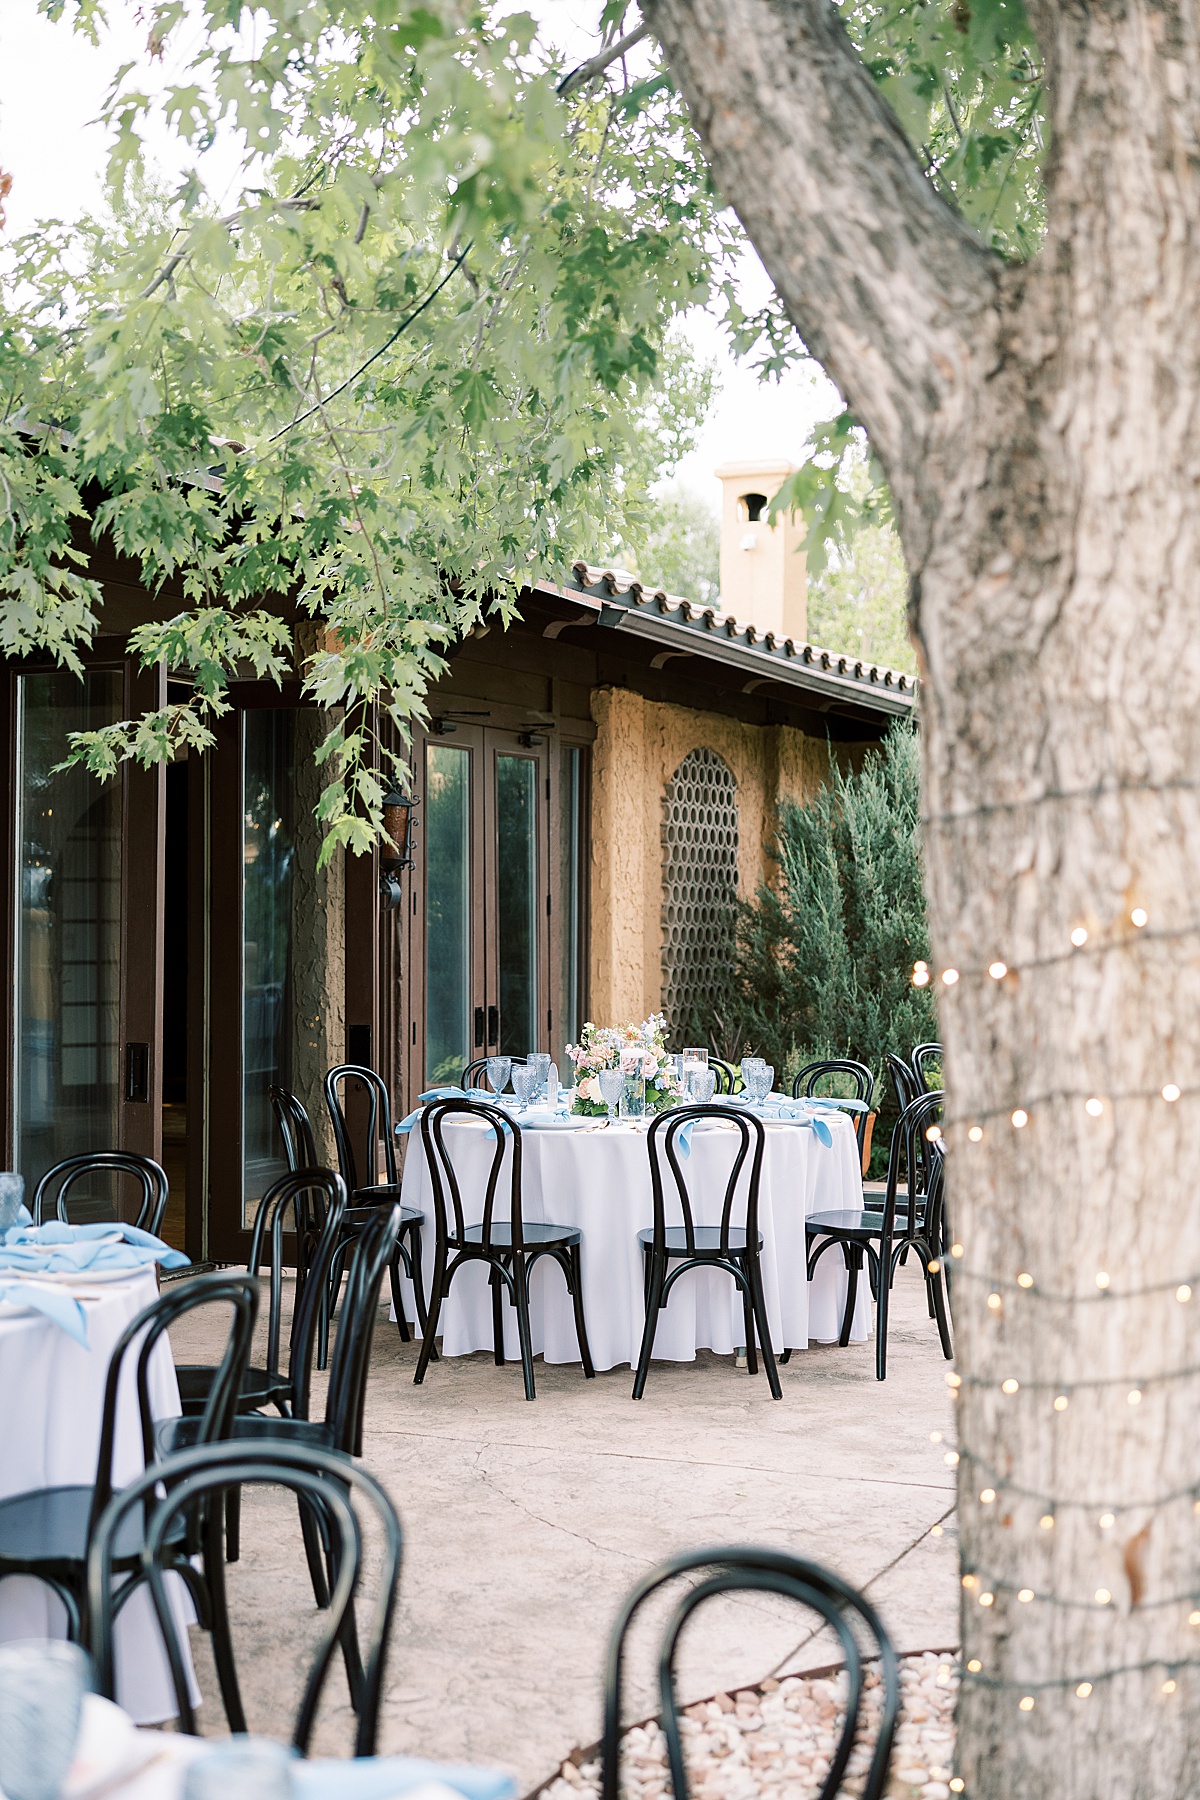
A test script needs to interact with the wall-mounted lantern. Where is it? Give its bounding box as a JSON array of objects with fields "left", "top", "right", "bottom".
[{"left": 380, "top": 782, "right": 419, "bottom": 912}]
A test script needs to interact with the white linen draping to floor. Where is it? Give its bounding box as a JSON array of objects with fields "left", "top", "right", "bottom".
[
  {"left": 394, "top": 1110, "right": 870, "bottom": 1370},
  {"left": 0, "top": 1264, "right": 198, "bottom": 1723}
]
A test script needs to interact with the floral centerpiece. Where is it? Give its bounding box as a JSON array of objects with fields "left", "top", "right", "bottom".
[{"left": 565, "top": 1013, "right": 687, "bottom": 1116}]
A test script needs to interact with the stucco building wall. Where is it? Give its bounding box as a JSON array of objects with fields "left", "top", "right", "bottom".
[{"left": 588, "top": 685, "right": 860, "bottom": 1028}]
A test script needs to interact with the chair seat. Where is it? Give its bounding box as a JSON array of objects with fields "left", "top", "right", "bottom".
[
  {"left": 458, "top": 1220, "right": 581, "bottom": 1249},
  {"left": 637, "top": 1226, "right": 763, "bottom": 1254},
  {"left": 157, "top": 1413, "right": 339, "bottom": 1461},
  {"left": 349, "top": 1186, "right": 422, "bottom": 1220},
  {"left": 176, "top": 1363, "right": 290, "bottom": 1419},
  {"left": 806, "top": 1209, "right": 887, "bottom": 1238},
  {"left": 0, "top": 1484, "right": 182, "bottom": 1570}
]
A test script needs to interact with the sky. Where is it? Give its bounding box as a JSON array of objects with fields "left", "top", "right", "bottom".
[{"left": 0, "top": 0, "right": 839, "bottom": 507}]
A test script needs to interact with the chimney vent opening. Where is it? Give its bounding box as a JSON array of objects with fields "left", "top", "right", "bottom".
[{"left": 739, "top": 492, "right": 768, "bottom": 523}]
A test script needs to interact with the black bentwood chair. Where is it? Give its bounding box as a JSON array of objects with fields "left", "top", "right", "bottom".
[
  {"left": 911, "top": 1042, "right": 944, "bottom": 1093},
  {"left": 793, "top": 1058, "right": 876, "bottom": 1171},
  {"left": 634, "top": 1106, "right": 779, "bottom": 1401},
  {"left": 803, "top": 1090, "right": 952, "bottom": 1380},
  {"left": 174, "top": 1169, "right": 346, "bottom": 1427},
  {"left": 88, "top": 1439, "right": 402, "bottom": 1756},
  {"left": 158, "top": 1206, "right": 400, "bottom": 1635},
  {"left": 323, "top": 1065, "right": 427, "bottom": 1351},
  {"left": 886, "top": 1050, "right": 922, "bottom": 1115},
  {"left": 461, "top": 1056, "right": 527, "bottom": 1091},
  {"left": 414, "top": 1099, "right": 594, "bottom": 1401},
  {"left": 601, "top": 1546, "right": 900, "bottom": 1800},
  {"left": 33, "top": 1152, "right": 169, "bottom": 1236},
  {"left": 0, "top": 1273, "right": 256, "bottom": 1654}
]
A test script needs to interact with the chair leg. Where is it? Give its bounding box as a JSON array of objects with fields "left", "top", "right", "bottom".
[
  {"left": 632, "top": 1252, "right": 666, "bottom": 1400},
  {"left": 567, "top": 1242, "right": 595, "bottom": 1378},
  {"left": 204, "top": 1511, "right": 247, "bottom": 1732},
  {"left": 491, "top": 1264, "right": 507, "bottom": 1366},
  {"left": 299, "top": 1493, "right": 332, "bottom": 1609},
  {"left": 413, "top": 1245, "right": 447, "bottom": 1386},
  {"left": 748, "top": 1256, "right": 781, "bottom": 1400},
  {"left": 839, "top": 1246, "right": 861, "bottom": 1349},
  {"left": 741, "top": 1267, "right": 758, "bottom": 1375},
  {"left": 406, "top": 1222, "right": 431, "bottom": 1339},
  {"left": 321, "top": 1238, "right": 350, "bottom": 1372},
  {"left": 928, "top": 1258, "right": 954, "bottom": 1359},
  {"left": 225, "top": 1484, "right": 241, "bottom": 1563},
  {"left": 388, "top": 1241, "right": 412, "bottom": 1343},
  {"left": 876, "top": 1248, "right": 893, "bottom": 1381},
  {"left": 512, "top": 1255, "right": 537, "bottom": 1401}
]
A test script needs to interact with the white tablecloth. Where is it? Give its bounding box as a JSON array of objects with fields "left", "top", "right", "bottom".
[
  {"left": 0, "top": 1266, "right": 196, "bottom": 1723},
  {"left": 396, "top": 1110, "right": 869, "bottom": 1370}
]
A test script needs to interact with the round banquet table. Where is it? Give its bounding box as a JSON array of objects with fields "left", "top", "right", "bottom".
[
  {"left": 395, "top": 1109, "right": 871, "bottom": 1370},
  {"left": 0, "top": 1264, "right": 198, "bottom": 1723}
]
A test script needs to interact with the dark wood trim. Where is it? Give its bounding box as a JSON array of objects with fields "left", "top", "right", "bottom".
[
  {"left": 206, "top": 708, "right": 246, "bottom": 1260},
  {"left": 120, "top": 659, "right": 167, "bottom": 1164},
  {"left": 185, "top": 749, "right": 210, "bottom": 1261}
]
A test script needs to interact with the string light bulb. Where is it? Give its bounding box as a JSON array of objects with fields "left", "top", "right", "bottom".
[
  {"left": 1177, "top": 1285, "right": 1192, "bottom": 1302},
  {"left": 945, "top": 1451, "right": 960, "bottom": 1466},
  {"left": 1099, "top": 1513, "right": 1115, "bottom": 1529},
  {"left": 1085, "top": 1096, "right": 1104, "bottom": 1117},
  {"left": 1011, "top": 1109, "right": 1028, "bottom": 1128},
  {"left": 966, "top": 1660, "right": 982, "bottom": 1674},
  {"left": 1095, "top": 1271, "right": 1111, "bottom": 1289},
  {"left": 962, "top": 1574, "right": 978, "bottom": 1590},
  {"left": 967, "top": 1125, "right": 983, "bottom": 1142},
  {"left": 979, "top": 1592, "right": 995, "bottom": 1607},
  {"left": 1018, "top": 1588, "right": 1034, "bottom": 1602},
  {"left": 1189, "top": 1611, "right": 1200, "bottom": 1626},
  {"left": 1162, "top": 1679, "right": 1177, "bottom": 1695},
  {"left": 1128, "top": 1388, "right": 1142, "bottom": 1405},
  {"left": 1002, "top": 1378, "right": 1020, "bottom": 1393},
  {"left": 1132, "top": 908, "right": 1148, "bottom": 928},
  {"left": 1071, "top": 927, "right": 1089, "bottom": 947},
  {"left": 1039, "top": 1513, "right": 1055, "bottom": 1530},
  {"left": 1018, "top": 1696, "right": 1035, "bottom": 1712},
  {"left": 951, "top": 1242, "right": 965, "bottom": 1257},
  {"left": 1096, "top": 1589, "right": 1112, "bottom": 1605},
  {"left": 987, "top": 1292, "right": 1003, "bottom": 1311},
  {"left": 1053, "top": 1395, "right": 1069, "bottom": 1411},
  {"left": 980, "top": 1488, "right": 996, "bottom": 1504},
  {"left": 1017, "top": 1272, "right": 1034, "bottom": 1288},
  {"left": 1163, "top": 1084, "right": 1181, "bottom": 1103},
  {"left": 912, "top": 961, "right": 931, "bottom": 987},
  {"left": 989, "top": 960, "right": 1007, "bottom": 979},
  {"left": 1076, "top": 1682, "right": 1093, "bottom": 1699},
  {"left": 950, "top": 1780, "right": 965, "bottom": 1794}
]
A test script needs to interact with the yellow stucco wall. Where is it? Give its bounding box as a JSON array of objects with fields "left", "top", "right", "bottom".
[{"left": 588, "top": 686, "right": 843, "bottom": 1026}]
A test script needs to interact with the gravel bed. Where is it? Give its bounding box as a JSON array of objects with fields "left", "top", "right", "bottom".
[{"left": 542, "top": 1651, "right": 959, "bottom": 1800}]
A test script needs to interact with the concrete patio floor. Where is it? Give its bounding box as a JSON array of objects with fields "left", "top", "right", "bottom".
[{"left": 166, "top": 1263, "right": 959, "bottom": 1791}]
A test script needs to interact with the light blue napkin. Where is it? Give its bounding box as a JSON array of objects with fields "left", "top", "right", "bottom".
[
  {"left": 783, "top": 1093, "right": 870, "bottom": 1113},
  {"left": 0, "top": 1280, "right": 88, "bottom": 1345},
  {"left": 294, "top": 1757, "right": 515, "bottom": 1800},
  {"left": 675, "top": 1107, "right": 833, "bottom": 1158},
  {"left": 0, "top": 1221, "right": 189, "bottom": 1274}
]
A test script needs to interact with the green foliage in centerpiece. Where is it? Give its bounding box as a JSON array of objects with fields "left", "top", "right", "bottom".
[{"left": 565, "top": 1014, "right": 685, "bottom": 1116}]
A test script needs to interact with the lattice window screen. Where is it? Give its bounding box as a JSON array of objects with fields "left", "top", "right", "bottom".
[{"left": 661, "top": 748, "right": 739, "bottom": 1040}]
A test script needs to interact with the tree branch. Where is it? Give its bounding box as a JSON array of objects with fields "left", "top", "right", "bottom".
[
  {"left": 556, "top": 21, "right": 650, "bottom": 97},
  {"left": 642, "top": 0, "right": 1001, "bottom": 479}
]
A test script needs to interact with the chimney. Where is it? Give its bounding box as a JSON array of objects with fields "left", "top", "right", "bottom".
[{"left": 714, "top": 459, "right": 807, "bottom": 641}]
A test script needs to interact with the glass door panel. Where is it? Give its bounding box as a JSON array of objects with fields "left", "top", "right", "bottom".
[
  {"left": 241, "top": 709, "right": 296, "bottom": 1223},
  {"left": 425, "top": 742, "right": 473, "bottom": 1084},
  {"left": 495, "top": 753, "right": 539, "bottom": 1057},
  {"left": 13, "top": 670, "right": 124, "bottom": 1205}
]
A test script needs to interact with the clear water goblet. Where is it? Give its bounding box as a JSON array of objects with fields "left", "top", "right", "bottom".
[
  {"left": 527, "top": 1053, "right": 552, "bottom": 1101},
  {"left": 598, "top": 1067, "right": 625, "bottom": 1122},
  {"left": 687, "top": 1066, "right": 717, "bottom": 1105},
  {"left": 0, "top": 1639, "right": 91, "bottom": 1800},
  {"left": 511, "top": 1065, "right": 540, "bottom": 1111},
  {"left": 620, "top": 1072, "right": 646, "bottom": 1120},
  {"left": 183, "top": 1737, "right": 295, "bottom": 1800},
  {"left": 740, "top": 1057, "right": 764, "bottom": 1090},
  {"left": 0, "top": 1172, "right": 24, "bottom": 1231},
  {"left": 747, "top": 1065, "right": 775, "bottom": 1104},
  {"left": 485, "top": 1056, "right": 512, "bottom": 1096}
]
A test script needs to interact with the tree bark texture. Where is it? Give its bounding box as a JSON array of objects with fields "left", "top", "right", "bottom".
[{"left": 643, "top": 1, "right": 1200, "bottom": 1794}]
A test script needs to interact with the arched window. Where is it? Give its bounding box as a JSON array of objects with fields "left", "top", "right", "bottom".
[{"left": 662, "top": 748, "right": 739, "bottom": 1041}]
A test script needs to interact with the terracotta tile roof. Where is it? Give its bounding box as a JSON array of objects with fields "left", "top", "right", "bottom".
[{"left": 527, "top": 562, "right": 916, "bottom": 719}]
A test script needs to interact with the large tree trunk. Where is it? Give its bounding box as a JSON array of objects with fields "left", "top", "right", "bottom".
[{"left": 644, "top": 1, "right": 1200, "bottom": 1794}]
